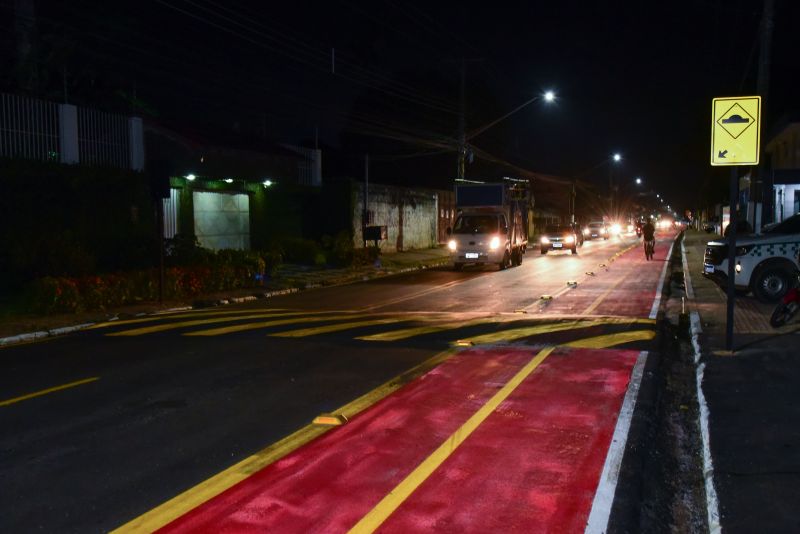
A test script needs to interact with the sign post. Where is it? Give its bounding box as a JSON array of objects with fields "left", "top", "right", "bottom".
[{"left": 710, "top": 95, "right": 761, "bottom": 351}]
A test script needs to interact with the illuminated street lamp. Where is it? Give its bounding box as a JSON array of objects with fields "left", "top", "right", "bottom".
[{"left": 635, "top": 177, "right": 642, "bottom": 185}]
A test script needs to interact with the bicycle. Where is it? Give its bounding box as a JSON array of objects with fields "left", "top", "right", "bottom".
[{"left": 643, "top": 239, "right": 655, "bottom": 261}]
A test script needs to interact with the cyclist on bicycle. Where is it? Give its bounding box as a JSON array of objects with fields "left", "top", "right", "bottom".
[{"left": 642, "top": 218, "right": 656, "bottom": 260}]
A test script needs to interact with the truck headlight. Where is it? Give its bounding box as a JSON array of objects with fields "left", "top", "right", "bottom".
[
  {"left": 565, "top": 235, "right": 575, "bottom": 244},
  {"left": 489, "top": 236, "right": 501, "bottom": 250},
  {"left": 447, "top": 239, "right": 457, "bottom": 251},
  {"left": 540, "top": 236, "right": 550, "bottom": 244},
  {"left": 610, "top": 224, "right": 621, "bottom": 235},
  {"left": 583, "top": 228, "right": 589, "bottom": 236}
]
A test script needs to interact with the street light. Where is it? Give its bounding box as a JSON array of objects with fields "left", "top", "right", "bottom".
[
  {"left": 609, "top": 152, "right": 622, "bottom": 218},
  {"left": 458, "top": 89, "right": 556, "bottom": 181},
  {"left": 613, "top": 153, "right": 622, "bottom": 162},
  {"left": 635, "top": 177, "right": 642, "bottom": 185}
]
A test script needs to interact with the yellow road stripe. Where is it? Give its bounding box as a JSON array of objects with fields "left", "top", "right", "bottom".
[
  {"left": 562, "top": 330, "right": 655, "bottom": 349},
  {"left": 111, "top": 348, "right": 459, "bottom": 533},
  {"left": 184, "top": 314, "right": 372, "bottom": 336},
  {"left": 582, "top": 276, "right": 627, "bottom": 315},
  {"left": 357, "top": 316, "right": 502, "bottom": 342},
  {"left": 86, "top": 308, "right": 291, "bottom": 330},
  {"left": 464, "top": 318, "right": 653, "bottom": 345},
  {"left": 348, "top": 346, "right": 555, "bottom": 533},
  {"left": 270, "top": 318, "right": 407, "bottom": 338},
  {"left": 106, "top": 311, "right": 319, "bottom": 336},
  {"left": 0, "top": 377, "right": 99, "bottom": 407}
]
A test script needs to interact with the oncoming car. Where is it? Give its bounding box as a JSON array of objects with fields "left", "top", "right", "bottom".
[
  {"left": 585, "top": 221, "right": 609, "bottom": 240},
  {"left": 540, "top": 224, "right": 578, "bottom": 255}
]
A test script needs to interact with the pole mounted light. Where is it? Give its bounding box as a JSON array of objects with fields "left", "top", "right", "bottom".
[
  {"left": 466, "top": 89, "right": 556, "bottom": 140},
  {"left": 635, "top": 177, "right": 642, "bottom": 185}
]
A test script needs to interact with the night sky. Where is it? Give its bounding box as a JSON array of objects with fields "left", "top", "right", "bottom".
[{"left": 2, "top": 0, "right": 797, "bottom": 212}]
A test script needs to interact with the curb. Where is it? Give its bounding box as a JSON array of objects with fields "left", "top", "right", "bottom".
[
  {"left": 680, "top": 236, "right": 722, "bottom": 534},
  {"left": 0, "top": 258, "right": 450, "bottom": 349}
]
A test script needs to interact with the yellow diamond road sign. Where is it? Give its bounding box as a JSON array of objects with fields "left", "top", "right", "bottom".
[{"left": 711, "top": 96, "right": 761, "bottom": 166}]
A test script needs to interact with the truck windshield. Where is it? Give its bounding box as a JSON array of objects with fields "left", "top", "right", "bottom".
[{"left": 453, "top": 215, "right": 498, "bottom": 234}]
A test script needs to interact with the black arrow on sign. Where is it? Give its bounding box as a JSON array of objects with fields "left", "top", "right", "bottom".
[{"left": 718, "top": 150, "right": 728, "bottom": 158}]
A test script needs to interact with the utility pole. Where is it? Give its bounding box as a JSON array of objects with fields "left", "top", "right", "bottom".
[
  {"left": 754, "top": 0, "right": 774, "bottom": 228},
  {"left": 608, "top": 164, "right": 613, "bottom": 219},
  {"left": 363, "top": 154, "right": 369, "bottom": 248},
  {"left": 457, "top": 59, "right": 466, "bottom": 182}
]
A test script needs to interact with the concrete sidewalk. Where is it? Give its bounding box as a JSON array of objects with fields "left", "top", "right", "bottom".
[
  {"left": 0, "top": 246, "right": 452, "bottom": 345},
  {"left": 682, "top": 230, "right": 800, "bottom": 533}
]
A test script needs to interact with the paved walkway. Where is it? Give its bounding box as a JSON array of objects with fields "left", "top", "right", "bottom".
[
  {"left": 0, "top": 246, "right": 452, "bottom": 343},
  {"left": 682, "top": 230, "right": 800, "bottom": 533}
]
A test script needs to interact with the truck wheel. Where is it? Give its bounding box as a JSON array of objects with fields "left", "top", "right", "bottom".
[
  {"left": 752, "top": 266, "right": 793, "bottom": 303},
  {"left": 571, "top": 246, "right": 577, "bottom": 255},
  {"left": 540, "top": 248, "right": 547, "bottom": 255},
  {"left": 499, "top": 251, "right": 510, "bottom": 270},
  {"left": 516, "top": 250, "right": 523, "bottom": 265}
]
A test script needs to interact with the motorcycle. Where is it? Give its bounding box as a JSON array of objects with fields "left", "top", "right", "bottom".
[{"left": 770, "top": 264, "right": 800, "bottom": 328}]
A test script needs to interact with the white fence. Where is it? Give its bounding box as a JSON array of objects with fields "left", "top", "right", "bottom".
[
  {"left": 0, "top": 92, "right": 143, "bottom": 170},
  {"left": 0, "top": 93, "right": 60, "bottom": 161}
]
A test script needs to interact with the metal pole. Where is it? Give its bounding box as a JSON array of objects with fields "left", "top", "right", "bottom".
[
  {"left": 363, "top": 154, "right": 369, "bottom": 248},
  {"left": 608, "top": 164, "right": 613, "bottom": 219},
  {"left": 725, "top": 167, "right": 739, "bottom": 351},
  {"left": 457, "top": 59, "right": 466, "bottom": 181}
]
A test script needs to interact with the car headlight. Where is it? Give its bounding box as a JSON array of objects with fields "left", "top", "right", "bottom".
[
  {"left": 600, "top": 228, "right": 606, "bottom": 234},
  {"left": 610, "top": 224, "right": 622, "bottom": 235},
  {"left": 489, "top": 236, "right": 501, "bottom": 250},
  {"left": 447, "top": 239, "right": 457, "bottom": 251},
  {"left": 565, "top": 235, "right": 575, "bottom": 244},
  {"left": 540, "top": 236, "right": 550, "bottom": 244},
  {"left": 583, "top": 228, "right": 589, "bottom": 235},
  {"left": 627, "top": 224, "right": 634, "bottom": 232}
]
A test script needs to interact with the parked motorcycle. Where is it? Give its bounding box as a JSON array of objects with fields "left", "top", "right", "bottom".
[{"left": 770, "top": 254, "right": 800, "bottom": 328}]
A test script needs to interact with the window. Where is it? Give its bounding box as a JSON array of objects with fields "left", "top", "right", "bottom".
[{"left": 453, "top": 215, "right": 499, "bottom": 234}]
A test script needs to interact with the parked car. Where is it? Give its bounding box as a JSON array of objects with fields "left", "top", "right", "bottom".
[
  {"left": 585, "top": 221, "right": 609, "bottom": 240},
  {"left": 704, "top": 213, "right": 800, "bottom": 302},
  {"left": 540, "top": 224, "right": 578, "bottom": 255}
]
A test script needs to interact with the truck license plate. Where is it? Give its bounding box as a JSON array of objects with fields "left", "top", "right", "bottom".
[
  {"left": 704, "top": 264, "right": 714, "bottom": 274},
  {"left": 465, "top": 252, "right": 479, "bottom": 259},
  {"left": 553, "top": 243, "right": 562, "bottom": 248}
]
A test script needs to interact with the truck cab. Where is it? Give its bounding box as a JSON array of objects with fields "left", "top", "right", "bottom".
[{"left": 447, "top": 182, "right": 529, "bottom": 271}]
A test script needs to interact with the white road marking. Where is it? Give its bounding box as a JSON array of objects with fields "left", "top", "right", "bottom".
[{"left": 585, "top": 351, "right": 648, "bottom": 534}]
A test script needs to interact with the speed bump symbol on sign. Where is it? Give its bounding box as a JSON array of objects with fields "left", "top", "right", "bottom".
[{"left": 711, "top": 96, "right": 761, "bottom": 166}]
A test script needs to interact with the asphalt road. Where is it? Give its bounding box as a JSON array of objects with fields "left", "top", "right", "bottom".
[{"left": 0, "top": 232, "right": 676, "bottom": 533}]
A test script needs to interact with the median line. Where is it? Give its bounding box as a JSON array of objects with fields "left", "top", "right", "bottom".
[
  {"left": 111, "top": 348, "right": 459, "bottom": 533},
  {"left": 0, "top": 377, "right": 100, "bottom": 407}
]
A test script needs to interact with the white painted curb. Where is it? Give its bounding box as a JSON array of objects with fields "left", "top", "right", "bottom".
[{"left": 681, "top": 238, "right": 722, "bottom": 534}]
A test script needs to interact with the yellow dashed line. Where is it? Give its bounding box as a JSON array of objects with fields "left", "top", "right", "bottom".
[
  {"left": 270, "top": 318, "right": 408, "bottom": 338},
  {"left": 87, "top": 308, "right": 291, "bottom": 330},
  {"left": 562, "top": 330, "right": 656, "bottom": 348},
  {"left": 357, "top": 316, "right": 505, "bottom": 342},
  {"left": 0, "top": 377, "right": 99, "bottom": 407},
  {"left": 184, "top": 314, "right": 373, "bottom": 336},
  {"left": 107, "top": 311, "right": 326, "bottom": 336}
]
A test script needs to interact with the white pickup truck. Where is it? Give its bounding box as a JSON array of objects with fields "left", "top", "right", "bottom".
[{"left": 703, "top": 214, "right": 800, "bottom": 302}]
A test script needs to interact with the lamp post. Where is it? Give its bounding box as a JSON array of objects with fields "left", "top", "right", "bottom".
[
  {"left": 609, "top": 152, "right": 622, "bottom": 219},
  {"left": 458, "top": 90, "right": 556, "bottom": 180}
]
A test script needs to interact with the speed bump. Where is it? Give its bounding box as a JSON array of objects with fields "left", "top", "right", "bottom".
[{"left": 313, "top": 414, "right": 349, "bottom": 426}]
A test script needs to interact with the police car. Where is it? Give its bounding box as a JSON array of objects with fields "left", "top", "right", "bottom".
[{"left": 703, "top": 213, "right": 800, "bottom": 302}]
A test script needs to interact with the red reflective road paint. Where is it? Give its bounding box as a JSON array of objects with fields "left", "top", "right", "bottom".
[
  {"left": 378, "top": 347, "right": 638, "bottom": 533},
  {"left": 157, "top": 346, "right": 639, "bottom": 533},
  {"left": 544, "top": 232, "right": 677, "bottom": 317}
]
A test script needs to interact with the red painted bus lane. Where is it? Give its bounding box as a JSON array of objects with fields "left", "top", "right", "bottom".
[{"left": 157, "top": 346, "right": 641, "bottom": 533}]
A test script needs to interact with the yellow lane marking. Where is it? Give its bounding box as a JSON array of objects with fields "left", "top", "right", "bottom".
[
  {"left": 106, "top": 311, "right": 325, "bottom": 336},
  {"left": 184, "top": 314, "right": 373, "bottom": 336},
  {"left": 111, "top": 348, "right": 459, "bottom": 533},
  {"left": 464, "top": 318, "right": 654, "bottom": 345},
  {"left": 347, "top": 346, "right": 555, "bottom": 533},
  {"left": 562, "top": 330, "right": 656, "bottom": 349},
  {"left": 270, "top": 318, "right": 410, "bottom": 338},
  {"left": 0, "top": 377, "right": 99, "bottom": 407},
  {"left": 87, "top": 308, "right": 291, "bottom": 330},
  {"left": 360, "top": 280, "right": 468, "bottom": 311},
  {"left": 357, "top": 316, "right": 506, "bottom": 342},
  {"left": 582, "top": 275, "right": 627, "bottom": 315}
]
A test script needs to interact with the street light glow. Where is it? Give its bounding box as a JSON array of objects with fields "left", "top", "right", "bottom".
[
  {"left": 635, "top": 177, "right": 642, "bottom": 184},
  {"left": 544, "top": 90, "right": 555, "bottom": 103},
  {"left": 185, "top": 174, "right": 196, "bottom": 181},
  {"left": 612, "top": 153, "right": 622, "bottom": 162}
]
